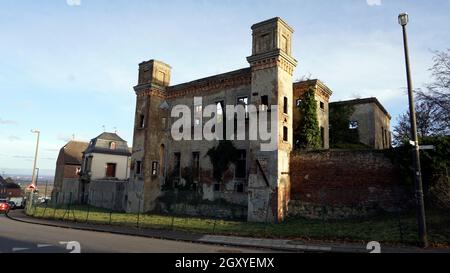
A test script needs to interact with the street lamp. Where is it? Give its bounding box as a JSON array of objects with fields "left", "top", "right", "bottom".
[
  {"left": 398, "top": 12, "right": 428, "bottom": 248},
  {"left": 30, "top": 129, "right": 40, "bottom": 188}
]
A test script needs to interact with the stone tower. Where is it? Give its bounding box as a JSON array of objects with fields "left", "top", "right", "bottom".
[
  {"left": 246, "top": 17, "right": 297, "bottom": 222},
  {"left": 126, "top": 60, "right": 171, "bottom": 212}
]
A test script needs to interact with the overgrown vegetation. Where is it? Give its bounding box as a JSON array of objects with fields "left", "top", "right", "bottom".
[
  {"left": 206, "top": 140, "right": 239, "bottom": 182},
  {"left": 295, "top": 87, "right": 321, "bottom": 150},
  {"left": 329, "top": 103, "right": 366, "bottom": 149},
  {"left": 385, "top": 136, "right": 450, "bottom": 209},
  {"left": 393, "top": 49, "right": 450, "bottom": 145}
]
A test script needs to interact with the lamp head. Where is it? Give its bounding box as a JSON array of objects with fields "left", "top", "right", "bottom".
[{"left": 398, "top": 12, "right": 409, "bottom": 26}]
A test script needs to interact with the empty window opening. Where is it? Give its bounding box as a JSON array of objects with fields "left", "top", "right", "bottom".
[
  {"left": 283, "top": 126, "right": 288, "bottom": 142},
  {"left": 283, "top": 97, "right": 288, "bottom": 114},
  {"left": 235, "top": 150, "right": 247, "bottom": 179},
  {"left": 139, "top": 115, "right": 145, "bottom": 128},
  {"left": 349, "top": 121, "right": 359, "bottom": 130},
  {"left": 136, "top": 161, "right": 142, "bottom": 175},
  {"left": 151, "top": 161, "right": 158, "bottom": 176},
  {"left": 320, "top": 101, "right": 325, "bottom": 110}
]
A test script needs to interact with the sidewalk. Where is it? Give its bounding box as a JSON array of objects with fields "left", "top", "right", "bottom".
[{"left": 7, "top": 210, "right": 449, "bottom": 253}]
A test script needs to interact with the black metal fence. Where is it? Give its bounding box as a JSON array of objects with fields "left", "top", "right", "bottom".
[{"left": 24, "top": 188, "right": 450, "bottom": 246}]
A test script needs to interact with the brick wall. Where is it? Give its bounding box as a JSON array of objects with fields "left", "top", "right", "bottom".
[{"left": 289, "top": 150, "right": 408, "bottom": 219}]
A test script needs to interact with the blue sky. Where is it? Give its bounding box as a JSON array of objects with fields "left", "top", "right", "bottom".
[{"left": 0, "top": 0, "right": 449, "bottom": 175}]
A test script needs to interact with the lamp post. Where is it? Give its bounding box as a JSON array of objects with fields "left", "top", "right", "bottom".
[
  {"left": 35, "top": 167, "right": 40, "bottom": 189},
  {"left": 398, "top": 12, "right": 428, "bottom": 248},
  {"left": 30, "top": 129, "right": 40, "bottom": 188},
  {"left": 27, "top": 129, "right": 40, "bottom": 213}
]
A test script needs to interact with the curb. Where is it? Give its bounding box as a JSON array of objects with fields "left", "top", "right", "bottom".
[{"left": 5, "top": 212, "right": 303, "bottom": 253}]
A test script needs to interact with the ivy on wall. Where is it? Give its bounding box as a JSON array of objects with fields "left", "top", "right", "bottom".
[
  {"left": 206, "top": 140, "right": 239, "bottom": 183},
  {"left": 295, "top": 87, "right": 321, "bottom": 150}
]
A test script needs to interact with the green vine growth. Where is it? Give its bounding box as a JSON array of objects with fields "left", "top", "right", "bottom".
[
  {"left": 295, "top": 87, "right": 321, "bottom": 150},
  {"left": 206, "top": 140, "right": 239, "bottom": 183}
]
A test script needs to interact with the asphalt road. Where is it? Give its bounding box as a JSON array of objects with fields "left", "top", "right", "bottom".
[{"left": 0, "top": 214, "right": 267, "bottom": 253}]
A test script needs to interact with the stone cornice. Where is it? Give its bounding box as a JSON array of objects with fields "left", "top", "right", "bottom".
[
  {"left": 247, "top": 50, "right": 298, "bottom": 76},
  {"left": 166, "top": 73, "right": 251, "bottom": 99},
  {"left": 135, "top": 70, "right": 252, "bottom": 99}
]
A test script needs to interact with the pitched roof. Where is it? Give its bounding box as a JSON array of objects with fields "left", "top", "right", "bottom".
[
  {"left": 0, "top": 175, "right": 21, "bottom": 189},
  {"left": 330, "top": 97, "right": 391, "bottom": 119},
  {"left": 59, "top": 140, "right": 89, "bottom": 165},
  {"left": 94, "top": 132, "right": 126, "bottom": 142},
  {"left": 84, "top": 132, "right": 131, "bottom": 156}
]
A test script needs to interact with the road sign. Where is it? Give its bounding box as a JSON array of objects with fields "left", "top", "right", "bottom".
[{"left": 419, "top": 145, "right": 435, "bottom": 150}]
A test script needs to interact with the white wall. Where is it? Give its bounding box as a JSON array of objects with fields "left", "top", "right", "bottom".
[{"left": 88, "top": 153, "right": 130, "bottom": 180}]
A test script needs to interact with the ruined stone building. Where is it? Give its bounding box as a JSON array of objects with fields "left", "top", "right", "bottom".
[
  {"left": 330, "top": 98, "right": 392, "bottom": 149},
  {"left": 127, "top": 17, "right": 299, "bottom": 222},
  {"left": 293, "top": 79, "right": 333, "bottom": 149},
  {"left": 49, "top": 17, "right": 397, "bottom": 221},
  {"left": 125, "top": 16, "right": 396, "bottom": 222}
]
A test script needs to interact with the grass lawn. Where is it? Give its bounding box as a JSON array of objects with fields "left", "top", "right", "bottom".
[{"left": 27, "top": 204, "right": 450, "bottom": 247}]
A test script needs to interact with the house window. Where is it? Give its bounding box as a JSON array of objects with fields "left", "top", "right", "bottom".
[
  {"left": 235, "top": 182, "right": 244, "bottom": 193},
  {"left": 173, "top": 152, "right": 181, "bottom": 178},
  {"left": 110, "top": 141, "right": 117, "bottom": 150},
  {"left": 75, "top": 167, "right": 81, "bottom": 175},
  {"left": 105, "top": 163, "right": 117, "bottom": 178},
  {"left": 283, "top": 126, "right": 288, "bottom": 142},
  {"left": 235, "top": 150, "right": 246, "bottom": 179},
  {"left": 151, "top": 161, "right": 158, "bottom": 176},
  {"left": 237, "top": 96, "right": 249, "bottom": 118},
  {"left": 192, "top": 152, "right": 200, "bottom": 181},
  {"left": 296, "top": 98, "right": 302, "bottom": 108},
  {"left": 349, "top": 121, "right": 359, "bottom": 130},
  {"left": 135, "top": 161, "right": 142, "bottom": 175},
  {"left": 84, "top": 155, "right": 93, "bottom": 172},
  {"left": 260, "top": 95, "right": 269, "bottom": 111},
  {"left": 139, "top": 114, "right": 145, "bottom": 128},
  {"left": 320, "top": 101, "right": 325, "bottom": 110},
  {"left": 283, "top": 97, "right": 288, "bottom": 114}
]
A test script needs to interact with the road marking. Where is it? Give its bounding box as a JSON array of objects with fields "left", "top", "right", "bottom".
[
  {"left": 37, "top": 244, "right": 53, "bottom": 248},
  {"left": 12, "top": 248, "right": 29, "bottom": 252}
]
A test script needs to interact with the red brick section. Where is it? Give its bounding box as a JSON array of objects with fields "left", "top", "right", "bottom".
[{"left": 290, "top": 150, "right": 404, "bottom": 207}]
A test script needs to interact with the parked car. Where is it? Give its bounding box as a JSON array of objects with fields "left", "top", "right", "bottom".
[
  {"left": 0, "top": 200, "right": 10, "bottom": 214},
  {"left": 9, "top": 197, "right": 25, "bottom": 209}
]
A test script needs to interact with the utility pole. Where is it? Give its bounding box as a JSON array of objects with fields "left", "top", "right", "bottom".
[{"left": 398, "top": 12, "right": 428, "bottom": 248}]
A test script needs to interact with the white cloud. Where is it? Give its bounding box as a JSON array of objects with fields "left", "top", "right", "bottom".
[
  {"left": 366, "top": 0, "right": 382, "bottom": 6},
  {"left": 0, "top": 118, "right": 18, "bottom": 125},
  {"left": 66, "top": 0, "right": 82, "bottom": 6}
]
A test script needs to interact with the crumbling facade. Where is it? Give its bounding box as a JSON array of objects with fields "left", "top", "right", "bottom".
[
  {"left": 125, "top": 17, "right": 394, "bottom": 222},
  {"left": 330, "top": 98, "right": 392, "bottom": 149},
  {"left": 127, "top": 17, "right": 297, "bottom": 222},
  {"left": 293, "top": 79, "right": 333, "bottom": 149}
]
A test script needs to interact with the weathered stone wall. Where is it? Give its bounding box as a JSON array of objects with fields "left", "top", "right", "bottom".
[
  {"left": 154, "top": 191, "right": 247, "bottom": 220},
  {"left": 57, "top": 178, "right": 80, "bottom": 203},
  {"left": 289, "top": 150, "right": 407, "bottom": 219},
  {"left": 88, "top": 180, "right": 127, "bottom": 211}
]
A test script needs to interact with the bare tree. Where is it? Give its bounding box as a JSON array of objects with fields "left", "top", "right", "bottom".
[
  {"left": 416, "top": 49, "right": 450, "bottom": 134},
  {"left": 392, "top": 101, "right": 435, "bottom": 146}
]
